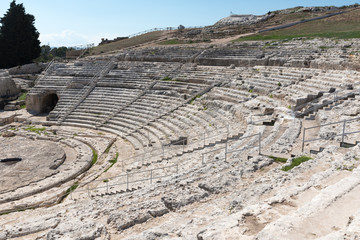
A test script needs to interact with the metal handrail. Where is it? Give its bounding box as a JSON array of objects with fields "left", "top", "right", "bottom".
[
  {"left": 71, "top": 164, "right": 179, "bottom": 196},
  {"left": 301, "top": 116, "right": 360, "bottom": 152},
  {"left": 0, "top": 163, "right": 178, "bottom": 214},
  {"left": 34, "top": 60, "right": 55, "bottom": 86},
  {"left": 69, "top": 43, "right": 95, "bottom": 50},
  {"left": 90, "top": 164, "right": 178, "bottom": 185},
  {"left": 127, "top": 27, "right": 175, "bottom": 38},
  {"left": 201, "top": 132, "right": 261, "bottom": 164},
  {"left": 54, "top": 61, "right": 114, "bottom": 123},
  {"left": 119, "top": 124, "right": 236, "bottom": 168}
]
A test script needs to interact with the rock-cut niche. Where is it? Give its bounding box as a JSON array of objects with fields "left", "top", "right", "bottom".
[{"left": 41, "top": 93, "right": 59, "bottom": 113}]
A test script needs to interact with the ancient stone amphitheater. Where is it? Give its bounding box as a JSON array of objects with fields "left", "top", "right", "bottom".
[{"left": 1, "top": 37, "right": 360, "bottom": 239}]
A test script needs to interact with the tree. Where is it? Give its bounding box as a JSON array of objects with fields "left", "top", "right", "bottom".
[
  {"left": 36, "top": 45, "right": 69, "bottom": 62},
  {"left": 178, "top": 25, "right": 185, "bottom": 31},
  {"left": 0, "top": 1, "right": 41, "bottom": 68}
]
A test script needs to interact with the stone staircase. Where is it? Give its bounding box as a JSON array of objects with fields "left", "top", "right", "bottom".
[{"left": 53, "top": 61, "right": 115, "bottom": 123}]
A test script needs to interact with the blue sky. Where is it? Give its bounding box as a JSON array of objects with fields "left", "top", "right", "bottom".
[{"left": 0, "top": 0, "right": 358, "bottom": 47}]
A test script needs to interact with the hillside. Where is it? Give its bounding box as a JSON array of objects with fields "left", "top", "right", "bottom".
[
  {"left": 238, "top": 8, "right": 360, "bottom": 41},
  {"left": 89, "top": 30, "right": 172, "bottom": 55},
  {"left": 89, "top": 4, "right": 360, "bottom": 55}
]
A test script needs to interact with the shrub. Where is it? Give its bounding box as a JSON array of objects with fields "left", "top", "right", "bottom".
[
  {"left": 268, "top": 155, "right": 287, "bottom": 163},
  {"left": 18, "top": 92, "right": 27, "bottom": 101},
  {"left": 281, "top": 156, "right": 312, "bottom": 171},
  {"left": 162, "top": 76, "right": 172, "bottom": 81}
]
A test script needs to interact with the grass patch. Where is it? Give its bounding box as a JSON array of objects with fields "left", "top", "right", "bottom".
[
  {"left": 159, "top": 38, "right": 205, "bottom": 45},
  {"left": 25, "top": 125, "right": 46, "bottom": 135},
  {"left": 104, "top": 152, "right": 119, "bottom": 172},
  {"left": 161, "top": 76, "right": 173, "bottom": 81},
  {"left": 236, "top": 9, "right": 360, "bottom": 41},
  {"left": 161, "top": 76, "right": 180, "bottom": 82},
  {"left": 237, "top": 32, "right": 360, "bottom": 41},
  {"left": 90, "top": 31, "right": 164, "bottom": 55},
  {"left": 189, "top": 95, "right": 201, "bottom": 104},
  {"left": 65, "top": 182, "right": 79, "bottom": 197},
  {"left": 160, "top": 39, "right": 181, "bottom": 45},
  {"left": 91, "top": 149, "right": 98, "bottom": 166},
  {"left": 268, "top": 155, "right": 288, "bottom": 163},
  {"left": 281, "top": 156, "right": 312, "bottom": 171},
  {"left": 344, "top": 165, "right": 356, "bottom": 171},
  {"left": 18, "top": 92, "right": 27, "bottom": 101},
  {"left": 319, "top": 45, "right": 334, "bottom": 50},
  {"left": 104, "top": 144, "right": 112, "bottom": 154}
]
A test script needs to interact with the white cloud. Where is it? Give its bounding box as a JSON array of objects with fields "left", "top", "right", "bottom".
[
  {"left": 39, "top": 30, "right": 121, "bottom": 47},
  {"left": 39, "top": 30, "right": 94, "bottom": 47}
]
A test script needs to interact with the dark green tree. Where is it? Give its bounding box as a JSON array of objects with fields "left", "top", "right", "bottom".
[
  {"left": 36, "top": 45, "right": 69, "bottom": 62},
  {"left": 51, "top": 46, "right": 68, "bottom": 59},
  {"left": 0, "top": 1, "right": 41, "bottom": 68}
]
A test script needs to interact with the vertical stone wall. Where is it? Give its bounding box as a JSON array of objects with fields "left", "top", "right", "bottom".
[{"left": 0, "top": 71, "right": 20, "bottom": 97}]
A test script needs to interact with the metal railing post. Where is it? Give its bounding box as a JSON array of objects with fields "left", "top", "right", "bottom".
[
  {"left": 225, "top": 125, "right": 229, "bottom": 161},
  {"left": 142, "top": 152, "right": 145, "bottom": 166},
  {"left": 150, "top": 170, "right": 153, "bottom": 184},
  {"left": 203, "top": 131, "right": 206, "bottom": 146},
  {"left": 302, "top": 127, "right": 306, "bottom": 152},
  {"left": 126, "top": 173, "right": 129, "bottom": 190},
  {"left": 162, "top": 144, "right": 164, "bottom": 159},
  {"left": 258, "top": 132, "right": 261, "bottom": 155},
  {"left": 342, "top": 119, "right": 347, "bottom": 143}
]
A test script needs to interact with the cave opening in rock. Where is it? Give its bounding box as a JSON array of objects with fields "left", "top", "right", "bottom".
[{"left": 42, "top": 93, "right": 59, "bottom": 113}]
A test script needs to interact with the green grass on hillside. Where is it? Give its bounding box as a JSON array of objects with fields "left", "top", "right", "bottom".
[
  {"left": 160, "top": 39, "right": 182, "bottom": 45},
  {"left": 236, "top": 9, "right": 360, "bottom": 41},
  {"left": 159, "top": 38, "right": 209, "bottom": 45},
  {"left": 90, "top": 31, "right": 165, "bottom": 55}
]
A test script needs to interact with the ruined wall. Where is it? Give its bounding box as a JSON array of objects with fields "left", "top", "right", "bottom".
[{"left": 0, "top": 71, "right": 20, "bottom": 97}]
